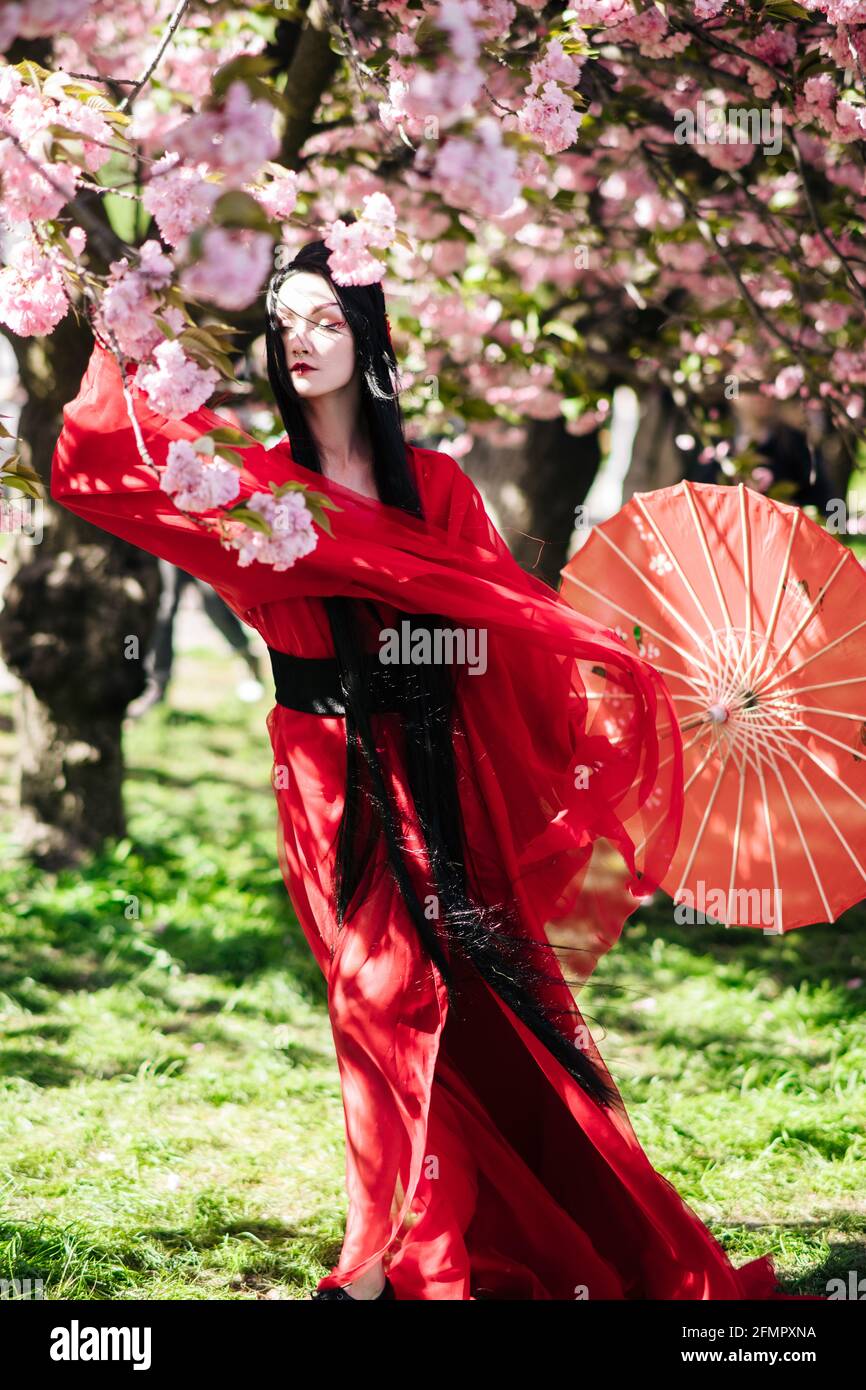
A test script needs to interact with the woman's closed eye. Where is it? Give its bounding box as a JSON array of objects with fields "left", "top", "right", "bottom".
[{"left": 278, "top": 312, "right": 346, "bottom": 335}]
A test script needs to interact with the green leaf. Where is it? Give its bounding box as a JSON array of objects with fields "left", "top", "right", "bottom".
[
  {"left": 13, "top": 59, "right": 51, "bottom": 87},
  {"left": 729, "top": 445, "right": 767, "bottom": 474},
  {"left": 305, "top": 498, "right": 336, "bottom": 537},
  {"left": 269, "top": 479, "right": 304, "bottom": 497},
  {"left": 211, "top": 189, "right": 278, "bottom": 235},
  {"left": 178, "top": 328, "right": 237, "bottom": 380},
  {"left": 212, "top": 53, "right": 278, "bottom": 99},
  {"left": 546, "top": 320, "right": 580, "bottom": 344},
  {"left": 102, "top": 191, "right": 138, "bottom": 243},
  {"left": 214, "top": 447, "right": 245, "bottom": 467},
  {"left": 200, "top": 425, "right": 250, "bottom": 446},
  {"left": 767, "top": 480, "right": 801, "bottom": 501},
  {"left": 46, "top": 122, "right": 121, "bottom": 147},
  {"left": 225, "top": 506, "right": 272, "bottom": 534},
  {"left": 765, "top": 1, "right": 810, "bottom": 18},
  {"left": 2, "top": 473, "right": 42, "bottom": 499},
  {"left": 3, "top": 456, "right": 40, "bottom": 482}
]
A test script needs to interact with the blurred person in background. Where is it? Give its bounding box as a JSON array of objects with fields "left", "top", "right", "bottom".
[{"left": 128, "top": 561, "right": 264, "bottom": 718}]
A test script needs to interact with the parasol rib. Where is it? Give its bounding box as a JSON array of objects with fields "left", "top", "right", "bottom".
[
  {"left": 757, "top": 728, "right": 866, "bottom": 887},
  {"left": 560, "top": 572, "right": 707, "bottom": 687},
  {"left": 756, "top": 551, "right": 851, "bottom": 692},
  {"left": 758, "top": 617, "right": 866, "bottom": 696}
]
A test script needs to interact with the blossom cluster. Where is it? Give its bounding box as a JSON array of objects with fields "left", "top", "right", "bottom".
[{"left": 3, "top": 0, "right": 866, "bottom": 548}]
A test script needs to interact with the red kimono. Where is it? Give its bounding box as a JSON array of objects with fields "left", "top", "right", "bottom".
[{"left": 51, "top": 342, "right": 817, "bottom": 1300}]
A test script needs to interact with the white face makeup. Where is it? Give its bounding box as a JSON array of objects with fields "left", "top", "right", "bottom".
[{"left": 274, "top": 271, "right": 356, "bottom": 398}]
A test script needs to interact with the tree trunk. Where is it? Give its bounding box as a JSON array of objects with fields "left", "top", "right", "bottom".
[
  {"left": 0, "top": 321, "right": 159, "bottom": 866},
  {"left": 0, "top": 16, "right": 342, "bottom": 866},
  {"left": 464, "top": 417, "right": 602, "bottom": 589}
]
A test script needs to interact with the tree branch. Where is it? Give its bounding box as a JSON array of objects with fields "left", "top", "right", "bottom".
[{"left": 118, "top": 0, "right": 191, "bottom": 113}]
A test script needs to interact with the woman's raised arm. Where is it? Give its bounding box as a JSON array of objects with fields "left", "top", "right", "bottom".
[{"left": 50, "top": 340, "right": 338, "bottom": 614}]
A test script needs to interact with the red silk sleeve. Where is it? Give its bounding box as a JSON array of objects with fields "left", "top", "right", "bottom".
[
  {"left": 424, "top": 452, "right": 515, "bottom": 561},
  {"left": 50, "top": 340, "right": 335, "bottom": 613}
]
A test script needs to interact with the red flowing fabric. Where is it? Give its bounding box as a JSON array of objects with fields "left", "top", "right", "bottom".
[{"left": 50, "top": 342, "right": 821, "bottom": 1300}]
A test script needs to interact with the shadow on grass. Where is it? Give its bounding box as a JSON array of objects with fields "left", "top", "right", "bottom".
[
  {"left": 1, "top": 834, "right": 328, "bottom": 1009},
  {"left": 619, "top": 895, "right": 866, "bottom": 996},
  {"left": 125, "top": 764, "right": 268, "bottom": 795},
  {"left": 0, "top": 1213, "right": 339, "bottom": 1300},
  {"left": 0, "top": 1048, "right": 81, "bottom": 1087}
]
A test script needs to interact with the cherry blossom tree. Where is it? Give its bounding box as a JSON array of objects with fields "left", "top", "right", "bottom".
[{"left": 2, "top": 0, "right": 866, "bottom": 856}]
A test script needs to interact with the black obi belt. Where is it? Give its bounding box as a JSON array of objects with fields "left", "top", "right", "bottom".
[{"left": 267, "top": 645, "right": 435, "bottom": 717}]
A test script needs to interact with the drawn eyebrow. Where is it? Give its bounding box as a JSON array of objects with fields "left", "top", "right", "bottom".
[{"left": 277, "top": 302, "right": 342, "bottom": 322}]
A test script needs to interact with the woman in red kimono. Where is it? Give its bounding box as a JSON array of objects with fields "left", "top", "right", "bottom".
[{"left": 51, "top": 236, "right": 817, "bottom": 1302}]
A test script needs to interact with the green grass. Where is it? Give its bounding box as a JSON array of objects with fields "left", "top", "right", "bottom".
[{"left": 0, "top": 649, "right": 863, "bottom": 1299}]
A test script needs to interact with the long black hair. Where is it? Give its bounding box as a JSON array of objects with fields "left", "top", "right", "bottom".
[{"left": 264, "top": 229, "right": 620, "bottom": 1110}]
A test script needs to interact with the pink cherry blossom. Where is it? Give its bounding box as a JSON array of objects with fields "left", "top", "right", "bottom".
[
  {"left": 518, "top": 81, "right": 583, "bottom": 155},
  {"left": 528, "top": 38, "right": 586, "bottom": 91},
  {"left": 772, "top": 365, "right": 805, "bottom": 400},
  {"left": 607, "top": 7, "right": 689, "bottom": 59},
  {"left": 137, "top": 340, "right": 220, "bottom": 418},
  {"left": 438, "top": 0, "right": 482, "bottom": 62},
  {"left": 396, "top": 0, "right": 485, "bottom": 128},
  {"left": 401, "top": 63, "right": 484, "bottom": 128},
  {"left": 95, "top": 240, "right": 173, "bottom": 360},
  {"left": 138, "top": 239, "right": 174, "bottom": 283},
  {"left": 831, "top": 349, "right": 866, "bottom": 384},
  {"left": 52, "top": 93, "right": 114, "bottom": 172},
  {"left": 0, "top": 235, "right": 69, "bottom": 335},
  {"left": 475, "top": 0, "right": 516, "bottom": 37},
  {"left": 224, "top": 490, "right": 318, "bottom": 570},
  {"left": 0, "top": 140, "right": 79, "bottom": 222},
  {"left": 179, "top": 226, "right": 273, "bottom": 310},
  {"left": 657, "top": 241, "right": 708, "bottom": 272},
  {"left": 808, "top": 299, "right": 851, "bottom": 332},
  {"left": 67, "top": 224, "right": 86, "bottom": 257},
  {"left": 432, "top": 118, "right": 520, "bottom": 217},
  {"left": 567, "top": 0, "right": 632, "bottom": 23},
  {"left": 143, "top": 154, "right": 220, "bottom": 246},
  {"left": 0, "top": 65, "right": 23, "bottom": 103},
  {"left": 161, "top": 439, "right": 241, "bottom": 512},
  {"left": 802, "top": 0, "right": 866, "bottom": 20},
  {"left": 167, "top": 80, "right": 279, "bottom": 182},
  {"left": 17, "top": 0, "right": 90, "bottom": 38},
  {"left": 0, "top": 81, "right": 85, "bottom": 220},
  {"left": 0, "top": 5, "right": 21, "bottom": 51},
  {"left": 250, "top": 168, "right": 299, "bottom": 220},
  {"left": 358, "top": 191, "right": 397, "bottom": 248},
  {"left": 749, "top": 467, "right": 775, "bottom": 493},
  {"left": 324, "top": 220, "right": 386, "bottom": 286}
]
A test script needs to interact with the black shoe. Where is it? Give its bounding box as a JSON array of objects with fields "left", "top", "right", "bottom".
[{"left": 311, "top": 1276, "right": 396, "bottom": 1301}]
